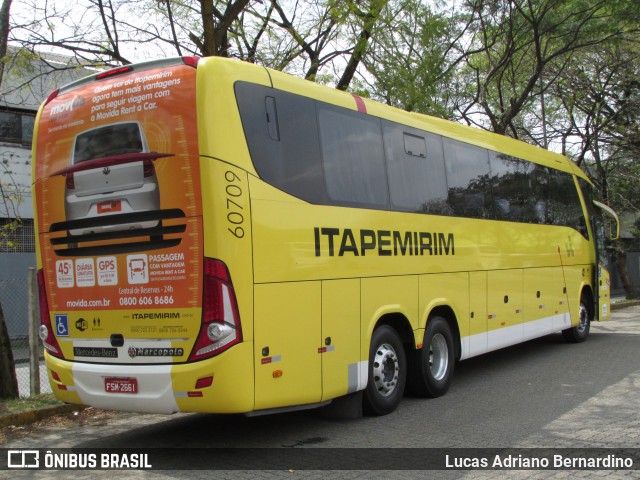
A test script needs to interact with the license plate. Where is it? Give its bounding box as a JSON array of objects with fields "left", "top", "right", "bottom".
[
  {"left": 97, "top": 200, "right": 122, "bottom": 214},
  {"left": 105, "top": 377, "right": 138, "bottom": 394}
]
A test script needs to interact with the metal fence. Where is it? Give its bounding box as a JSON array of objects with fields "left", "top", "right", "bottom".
[{"left": 1, "top": 268, "right": 50, "bottom": 397}]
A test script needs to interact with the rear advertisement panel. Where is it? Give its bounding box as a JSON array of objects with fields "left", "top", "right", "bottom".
[{"left": 34, "top": 62, "right": 203, "bottom": 363}]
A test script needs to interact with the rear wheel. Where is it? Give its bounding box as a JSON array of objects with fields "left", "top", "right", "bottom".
[
  {"left": 409, "top": 316, "right": 455, "bottom": 398},
  {"left": 363, "top": 325, "right": 406, "bottom": 416},
  {"left": 562, "top": 295, "right": 591, "bottom": 343}
]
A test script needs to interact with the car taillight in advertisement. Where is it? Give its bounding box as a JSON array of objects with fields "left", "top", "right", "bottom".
[
  {"left": 189, "top": 258, "right": 242, "bottom": 362},
  {"left": 143, "top": 159, "right": 155, "bottom": 177}
]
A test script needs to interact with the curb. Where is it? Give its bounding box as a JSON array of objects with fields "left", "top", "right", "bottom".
[
  {"left": 611, "top": 300, "right": 640, "bottom": 311},
  {"left": 0, "top": 404, "right": 85, "bottom": 429}
]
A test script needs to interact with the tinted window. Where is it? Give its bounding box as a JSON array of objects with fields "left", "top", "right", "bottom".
[
  {"left": 545, "top": 170, "right": 586, "bottom": 236},
  {"left": 490, "top": 152, "right": 542, "bottom": 223},
  {"left": 384, "top": 122, "right": 449, "bottom": 213},
  {"left": 73, "top": 122, "right": 144, "bottom": 163},
  {"left": 235, "top": 82, "right": 325, "bottom": 204},
  {"left": 318, "top": 106, "right": 388, "bottom": 206},
  {"left": 578, "top": 178, "right": 597, "bottom": 218},
  {"left": 443, "top": 139, "right": 492, "bottom": 218}
]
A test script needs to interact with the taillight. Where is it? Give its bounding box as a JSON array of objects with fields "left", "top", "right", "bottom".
[
  {"left": 65, "top": 172, "right": 75, "bottom": 189},
  {"left": 143, "top": 159, "right": 155, "bottom": 177},
  {"left": 44, "top": 88, "right": 60, "bottom": 106},
  {"left": 96, "top": 65, "right": 133, "bottom": 80},
  {"left": 188, "top": 258, "right": 242, "bottom": 362},
  {"left": 182, "top": 56, "right": 200, "bottom": 68},
  {"left": 37, "top": 269, "right": 63, "bottom": 359}
]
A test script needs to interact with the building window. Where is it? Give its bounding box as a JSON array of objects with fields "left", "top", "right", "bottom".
[{"left": 0, "top": 110, "right": 35, "bottom": 145}]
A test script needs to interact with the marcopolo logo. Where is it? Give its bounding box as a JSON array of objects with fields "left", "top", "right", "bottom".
[{"left": 128, "top": 347, "right": 184, "bottom": 359}]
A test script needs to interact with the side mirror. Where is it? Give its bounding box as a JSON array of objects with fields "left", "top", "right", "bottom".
[{"left": 592, "top": 200, "right": 620, "bottom": 241}]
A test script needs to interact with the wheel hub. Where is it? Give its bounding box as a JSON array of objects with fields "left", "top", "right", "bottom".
[
  {"left": 577, "top": 303, "right": 588, "bottom": 334},
  {"left": 429, "top": 333, "right": 449, "bottom": 381},
  {"left": 373, "top": 343, "right": 399, "bottom": 397}
]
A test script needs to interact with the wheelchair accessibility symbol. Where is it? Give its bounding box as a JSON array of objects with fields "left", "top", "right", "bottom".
[{"left": 55, "top": 314, "right": 69, "bottom": 337}]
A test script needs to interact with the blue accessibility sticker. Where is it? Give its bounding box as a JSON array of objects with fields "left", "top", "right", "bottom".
[{"left": 54, "top": 314, "right": 69, "bottom": 337}]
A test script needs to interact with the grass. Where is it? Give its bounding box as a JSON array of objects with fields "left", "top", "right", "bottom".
[{"left": 0, "top": 394, "right": 62, "bottom": 416}]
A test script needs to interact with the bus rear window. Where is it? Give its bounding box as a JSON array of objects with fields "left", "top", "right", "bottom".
[{"left": 73, "top": 122, "right": 145, "bottom": 163}]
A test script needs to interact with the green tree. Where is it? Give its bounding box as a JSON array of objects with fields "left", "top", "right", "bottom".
[
  {"left": 361, "top": 0, "right": 456, "bottom": 117},
  {"left": 552, "top": 42, "right": 640, "bottom": 298},
  {"left": 451, "top": 0, "right": 636, "bottom": 139}
]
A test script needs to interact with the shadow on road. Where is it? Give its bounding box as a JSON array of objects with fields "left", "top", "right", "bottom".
[{"left": 75, "top": 328, "right": 639, "bottom": 451}]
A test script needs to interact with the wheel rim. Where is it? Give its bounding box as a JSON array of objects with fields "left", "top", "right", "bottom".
[
  {"left": 577, "top": 303, "right": 589, "bottom": 334},
  {"left": 373, "top": 343, "right": 400, "bottom": 397},
  {"left": 429, "top": 333, "right": 449, "bottom": 381}
]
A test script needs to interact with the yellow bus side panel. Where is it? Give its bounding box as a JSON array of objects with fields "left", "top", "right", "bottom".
[
  {"left": 254, "top": 282, "right": 321, "bottom": 410},
  {"left": 419, "top": 272, "right": 469, "bottom": 338},
  {"left": 196, "top": 57, "right": 271, "bottom": 175},
  {"left": 523, "top": 267, "right": 570, "bottom": 323},
  {"left": 172, "top": 342, "right": 254, "bottom": 413},
  {"left": 199, "top": 158, "right": 255, "bottom": 341},
  {"left": 321, "top": 279, "right": 361, "bottom": 401},
  {"left": 487, "top": 269, "right": 524, "bottom": 350},
  {"left": 468, "top": 271, "right": 488, "bottom": 357},
  {"left": 360, "top": 276, "right": 419, "bottom": 359}
]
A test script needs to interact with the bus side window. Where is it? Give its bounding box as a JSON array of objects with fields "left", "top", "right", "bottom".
[
  {"left": 318, "top": 106, "right": 389, "bottom": 208},
  {"left": 489, "top": 152, "right": 536, "bottom": 223},
  {"left": 235, "top": 82, "right": 325, "bottom": 204},
  {"left": 443, "top": 139, "right": 493, "bottom": 219},
  {"left": 383, "top": 121, "right": 448, "bottom": 214},
  {"left": 545, "top": 171, "right": 587, "bottom": 237}
]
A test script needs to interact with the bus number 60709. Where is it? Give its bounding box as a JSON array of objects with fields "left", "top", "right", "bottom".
[{"left": 225, "top": 170, "right": 245, "bottom": 238}]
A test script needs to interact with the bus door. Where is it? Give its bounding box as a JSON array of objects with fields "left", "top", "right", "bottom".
[{"left": 592, "top": 201, "right": 620, "bottom": 321}]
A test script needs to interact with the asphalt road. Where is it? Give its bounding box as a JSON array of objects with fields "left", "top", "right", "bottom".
[{"left": 3, "top": 305, "right": 640, "bottom": 479}]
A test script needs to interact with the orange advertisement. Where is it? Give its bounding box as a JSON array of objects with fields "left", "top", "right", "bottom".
[{"left": 34, "top": 63, "right": 203, "bottom": 316}]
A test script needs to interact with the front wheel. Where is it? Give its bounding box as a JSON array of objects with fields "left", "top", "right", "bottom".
[
  {"left": 363, "top": 325, "right": 407, "bottom": 416},
  {"left": 408, "top": 316, "right": 455, "bottom": 398},
  {"left": 562, "top": 295, "right": 591, "bottom": 343}
]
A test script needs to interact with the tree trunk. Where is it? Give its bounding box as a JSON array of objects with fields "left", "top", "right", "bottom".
[
  {"left": 0, "top": 302, "right": 19, "bottom": 399},
  {"left": 0, "top": 0, "right": 13, "bottom": 88},
  {"left": 615, "top": 247, "right": 640, "bottom": 300}
]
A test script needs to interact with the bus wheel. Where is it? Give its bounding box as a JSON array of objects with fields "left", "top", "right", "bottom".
[
  {"left": 363, "top": 325, "right": 406, "bottom": 416},
  {"left": 562, "top": 296, "right": 591, "bottom": 343},
  {"left": 410, "top": 316, "right": 455, "bottom": 398}
]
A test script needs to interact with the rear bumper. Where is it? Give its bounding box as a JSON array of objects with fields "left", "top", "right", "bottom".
[{"left": 45, "top": 341, "right": 254, "bottom": 414}]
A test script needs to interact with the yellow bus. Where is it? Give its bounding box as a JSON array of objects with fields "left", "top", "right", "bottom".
[{"left": 33, "top": 56, "right": 619, "bottom": 416}]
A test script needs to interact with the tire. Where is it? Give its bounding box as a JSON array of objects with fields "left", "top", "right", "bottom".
[
  {"left": 363, "top": 325, "right": 407, "bottom": 416},
  {"left": 409, "top": 316, "right": 455, "bottom": 398},
  {"left": 562, "top": 295, "right": 591, "bottom": 343}
]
